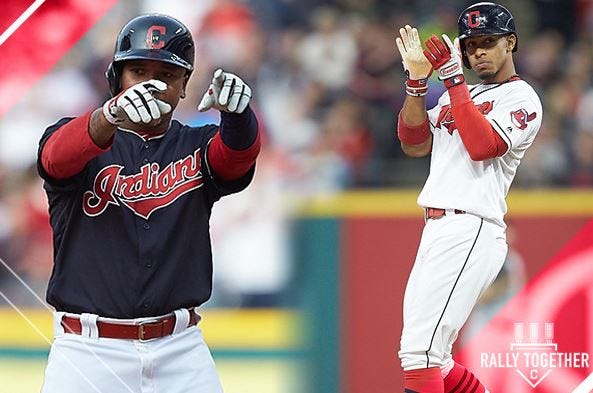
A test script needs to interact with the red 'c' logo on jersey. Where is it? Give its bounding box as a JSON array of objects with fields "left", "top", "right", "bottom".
[
  {"left": 146, "top": 25, "right": 166, "bottom": 49},
  {"left": 468, "top": 11, "right": 481, "bottom": 28},
  {"left": 510, "top": 109, "right": 537, "bottom": 130}
]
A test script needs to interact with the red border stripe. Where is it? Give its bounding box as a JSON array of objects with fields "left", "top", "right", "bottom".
[{"left": 0, "top": 0, "right": 118, "bottom": 118}]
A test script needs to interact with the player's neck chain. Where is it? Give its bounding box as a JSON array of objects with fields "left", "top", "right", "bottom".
[
  {"left": 470, "top": 74, "right": 520, "bottom": 98},
  {"left": 481, "top": 74, "right": 520, "bottom": 86}
]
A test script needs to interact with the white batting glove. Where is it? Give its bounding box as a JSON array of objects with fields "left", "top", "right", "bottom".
[
  {"left": 102, "top": 79, "right": 172, "bottom": 125},
  {"left": 423, "top": 34, "right": 465, "bottom": 87},
  {"left": 396, "top": 25, "right": 433, "bottom": 80},
  {"left": 198, "top": 69, "right": 252, "bottom": 114},
  {"left": 395, "top": 25, "right": 433, "bottom": 96}
]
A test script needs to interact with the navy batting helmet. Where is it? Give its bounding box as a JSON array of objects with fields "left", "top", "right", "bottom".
[
  {"left": 106, "top": 14, "right": 195, "bottom": 96},
  {"left": 458, "top": 2, "right": 517, "bottom": 68}
]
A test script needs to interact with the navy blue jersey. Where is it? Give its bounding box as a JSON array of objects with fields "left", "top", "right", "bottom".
[{"left": 37, "top": 119, "right": 254, "bottom": 318}]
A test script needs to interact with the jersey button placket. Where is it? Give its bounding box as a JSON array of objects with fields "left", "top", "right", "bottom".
[
  {"left": 143, "top": 222, "right": 150, "bottom": 230},
  {"left": 141, "top": 140, "right": 151, "bottom": 168}
]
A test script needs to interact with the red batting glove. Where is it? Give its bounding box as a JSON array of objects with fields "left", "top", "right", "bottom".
[{"left": 423, "top": 34, "right": 465, "bottom": 88}]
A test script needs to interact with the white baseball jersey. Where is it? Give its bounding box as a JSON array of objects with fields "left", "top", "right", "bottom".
[{"left": 417, "top": 78, "right": 542, "bottom": 226}]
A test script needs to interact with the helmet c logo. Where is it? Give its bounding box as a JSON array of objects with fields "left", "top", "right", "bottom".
[
  {"left": 468, "top": 11, "right": 481, "bottom": 28},
  {"left": 147, "top": 25, "right": 166, "bottom": 49}
]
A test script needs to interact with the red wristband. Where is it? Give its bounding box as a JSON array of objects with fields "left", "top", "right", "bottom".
[
  {"left": 406, "top": 78, "right": 429, "bottom": 97},
  {"left": 397, "top": 112, "right": 430, "bottom": 145}
]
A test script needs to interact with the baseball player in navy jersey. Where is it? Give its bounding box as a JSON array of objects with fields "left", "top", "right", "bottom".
[
  {"left": 395, "top": 3, "right": 541, "bottom": 392},
  {"left": 37, "top": 14, "right": 259, "bottom": 393}
]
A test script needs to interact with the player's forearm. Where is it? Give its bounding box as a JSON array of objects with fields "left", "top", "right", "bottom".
[
  {"left": 41, "top": 111, "right": 112, "bottom": 179},
  {"left": 219, "top": 105, "right": 258, "bottom": 149},
  {"left": 208, "top": 105, "right": 261, "bottom": 180},
  {"left": 400, "top": 95, "right": 428, "bottom": 126},
  {"left": 401, "top": 136, "right": 432, "bottom": 157},
  {"left": 89, "top": 107, "right": 117, "bottom": 149}
]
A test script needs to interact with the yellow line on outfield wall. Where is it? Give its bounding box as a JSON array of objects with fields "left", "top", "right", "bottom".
[
  {"left": 200, "top": 309, "right": 303, "bottom": 349},
  {"left": 297, "top": 189, "right": 593, "bottom": 218},
  {"left": 0, "top": 308, "right": 53, "bottom": 348},
  {"left": 0, "top": 307, "right": 302, "bottom": 349}
]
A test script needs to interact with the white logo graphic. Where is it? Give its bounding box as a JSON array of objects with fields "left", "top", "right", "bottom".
[{"left": 481, "top": 322, "right": 590, "bottom": 389}]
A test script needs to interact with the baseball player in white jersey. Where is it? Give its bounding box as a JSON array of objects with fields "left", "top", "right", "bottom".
[{"left": 394, "top": 3, "right": 542, "bottom": 392}]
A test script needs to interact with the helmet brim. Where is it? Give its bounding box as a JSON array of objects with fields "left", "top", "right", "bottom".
[
  {"left": 459, "top": 30, "right": 512, "bottom": 41},
  {"left": 114, "top": 49, "right": 193, "bottom": 71}
]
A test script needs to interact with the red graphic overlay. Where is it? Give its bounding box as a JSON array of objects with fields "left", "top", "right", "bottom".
[
  {"left": 0, "top": 0, "right": 33, "bottom": 34},
  {"left": 458, "top": 219, "right": 593, "bottom": 392},
  {"left": 0, "top": 0, "right": 117, "bottom": 118}
]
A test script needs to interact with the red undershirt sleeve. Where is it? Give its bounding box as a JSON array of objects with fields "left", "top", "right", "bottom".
[
  {"left": 448, "top": 83, "right": 508, "bottom": 161},
  {"left": 207, "top": 128, "right": 261, "bottom": 181},
  {"left": 41, "top": 111, "right": 113, "bottom": 180}
]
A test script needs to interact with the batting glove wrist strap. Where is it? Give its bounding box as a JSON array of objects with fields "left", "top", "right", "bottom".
[
  {"left": 102, "top": 98, "right": 123, "bottom": 125},
  {"left": 405, "top": 77, "right": 429, "bottom": 97},
  {"left": 443, "top": 74, "right": 465, "bottom": 89}
]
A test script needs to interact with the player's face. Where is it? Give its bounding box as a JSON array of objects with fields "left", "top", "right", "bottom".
[
  {"left": 120, "top": 60, "right": 189, "bottom": 128},
  {"left": 464, "top": 34, "right": 515, "bottom": 82}
]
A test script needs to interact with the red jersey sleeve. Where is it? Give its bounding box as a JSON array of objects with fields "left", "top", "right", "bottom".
[
  {"left": 41, "top": 111, "right": 112, "bottom": 179},
  {"left": 207, "top": 129, "right": 261, "bottom": 181}
]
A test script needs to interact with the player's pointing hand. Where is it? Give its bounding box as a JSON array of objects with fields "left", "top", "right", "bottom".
[{"left": 198, "top": 69, "right": 252, "bottom": 114}]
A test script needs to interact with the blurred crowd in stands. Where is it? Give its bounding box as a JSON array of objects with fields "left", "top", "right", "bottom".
[{"left": 0, "top": 0, "right": 592, "bottom": 308}]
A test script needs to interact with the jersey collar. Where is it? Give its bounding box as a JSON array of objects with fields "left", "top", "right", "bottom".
[{"left": 118, "top": 127, "right": 168, "bottom": 141}]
